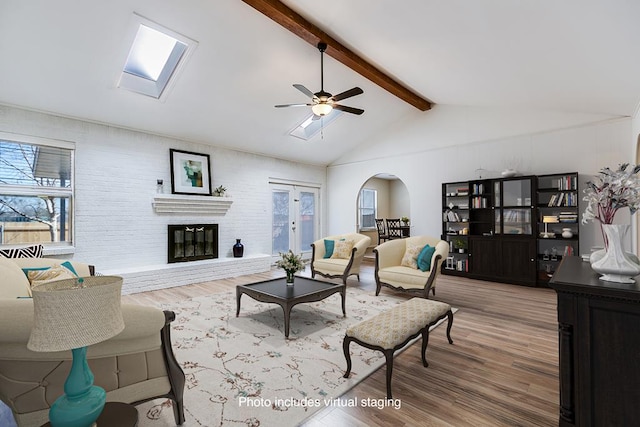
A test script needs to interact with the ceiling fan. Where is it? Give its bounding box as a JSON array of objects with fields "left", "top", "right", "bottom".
[{"left": 275, "top": 42, "right": 364, "bottom": 118}]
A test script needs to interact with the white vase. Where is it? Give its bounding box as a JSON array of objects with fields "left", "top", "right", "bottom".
[
  {"left": 590, "top": 224, "right": 640, "bottom": 283},
  {"left": 561, "top": 228, "right": 573, "bottom": 238}
]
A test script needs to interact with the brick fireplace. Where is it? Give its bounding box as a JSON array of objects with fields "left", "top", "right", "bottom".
[{"left": 168, "top": 224, "right": 218, "bottom": 263}]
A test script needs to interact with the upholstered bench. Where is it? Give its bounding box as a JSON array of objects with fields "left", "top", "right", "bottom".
[{"left": 342, "top": 297, "right": 453, "bottom": 399}]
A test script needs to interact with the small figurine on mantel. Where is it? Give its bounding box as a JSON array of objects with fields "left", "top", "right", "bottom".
[{"left": 213, "top": 185, "right": 227, "bottom": 197}]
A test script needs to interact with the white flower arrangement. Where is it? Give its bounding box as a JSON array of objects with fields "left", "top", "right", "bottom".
[
  {"left": 275, "top": 250, "right": 306, "bottom": 274},
  {"left": 582, "top": 163, "right": 640, "bottom": 225}
]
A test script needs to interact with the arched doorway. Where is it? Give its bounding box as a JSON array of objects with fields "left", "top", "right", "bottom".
[{"left": 356, "top": 173, "right": 410, "bottom": 249}]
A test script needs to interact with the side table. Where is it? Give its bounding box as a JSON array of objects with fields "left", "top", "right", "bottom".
[{"left": 41, "top": 402, "right": 138, "bottom": 427}]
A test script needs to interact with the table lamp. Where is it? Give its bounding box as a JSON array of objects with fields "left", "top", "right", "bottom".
[
  {"left": 28, "top": 276, "right": 125, "bottom": 427},
  {"left": 542, "top": 215, "right": 558, "bottom": 238}
]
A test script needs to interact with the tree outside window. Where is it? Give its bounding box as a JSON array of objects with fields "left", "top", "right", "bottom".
[{"left": 0, "top": 138, "right": 73, "bottom": 245}]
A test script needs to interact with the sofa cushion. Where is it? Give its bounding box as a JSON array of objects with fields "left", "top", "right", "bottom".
[
  {"left": 417, "top": 245, "right": 436, "bottom": 272},
  {"left": 400, "top": 242, "right": 423, "bottom": 269},
  {"left": 331, "top": 239, "right": 354, "bottom": 259},
  {"left": 312, "top": 258, "right": 350, "bottom": 275},
  {"left": 378, "top": 265, "right": 432, "bottom": 288},
  {"left": 0, "top": 258, "right": 32, "bottom": 298}
]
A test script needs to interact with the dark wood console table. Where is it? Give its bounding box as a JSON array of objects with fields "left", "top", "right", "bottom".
[{"left": 549, "top": 256, "right": 640, "bottom": 426}]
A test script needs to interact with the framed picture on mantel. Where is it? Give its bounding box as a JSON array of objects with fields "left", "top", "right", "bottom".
[{"left": 170, "top": 149, "right": 212, "bottom": 196}]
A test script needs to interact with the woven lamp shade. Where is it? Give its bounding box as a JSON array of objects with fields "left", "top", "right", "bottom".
[{"left": 28, "top": 276, "right": 125, "bottom": 352}]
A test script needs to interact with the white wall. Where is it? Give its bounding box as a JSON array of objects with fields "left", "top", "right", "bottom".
[
  {"left": 0, "top": 105, "right": 326, "bottom": 276},
  {"left": 389, "top": 179, "right": 410, "bottom": 220},
  {"left": 328, "top": 106, "right": 634, "bottom": 257}
]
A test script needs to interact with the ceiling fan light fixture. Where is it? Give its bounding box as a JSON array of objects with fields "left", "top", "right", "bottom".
[{"left": 311, "top": 103, "right": 333, "bottom": 116}]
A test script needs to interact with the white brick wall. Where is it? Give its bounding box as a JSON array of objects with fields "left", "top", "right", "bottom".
[{"left": 0, "top": 106, "right": 326, "bottom": 291}]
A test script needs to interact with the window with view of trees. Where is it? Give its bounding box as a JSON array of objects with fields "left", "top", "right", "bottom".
[
  {"left": 358, "top": 188, "right": 376, "bottom": 230},
  {"left": 0, "top": 135, "right": 74, "bottom": 246}
]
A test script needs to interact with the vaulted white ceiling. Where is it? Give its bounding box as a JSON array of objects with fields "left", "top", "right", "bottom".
[{"left": 0, "top": 0, "right": 639, "bottom": 166}]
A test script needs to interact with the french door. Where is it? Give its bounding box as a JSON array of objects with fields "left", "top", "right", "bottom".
[{"left": 271, "top": 184, "right": 320, "bottom": 260}]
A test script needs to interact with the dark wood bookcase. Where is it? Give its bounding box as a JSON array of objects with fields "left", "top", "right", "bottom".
[{"left": 442, "top": 172, "right": 579, "bottom": 286}]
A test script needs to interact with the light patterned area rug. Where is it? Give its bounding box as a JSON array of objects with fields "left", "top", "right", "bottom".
[{"left": 137, "top": 286, "right": 455, "bottom": 427}]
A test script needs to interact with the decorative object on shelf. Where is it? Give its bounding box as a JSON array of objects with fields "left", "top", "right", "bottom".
[
  {"left": 170, "top": 149, "right": 212, "bottom": 196},
  {"left": 561, "top": 228, "right": 573, "bottom": 238},
  {"left": 233, "top": 239, "right": 244, "bottom": 258},
  {"left": 401, "top": 216, "right": 410, "bottom": 226},
  {"left": 28, "top": 276, "right": 125, "bottom": 427},
  {"left": 156, "top": 179, "right": 164, "bottom": 194},
  {"left": 501, "top": 168, "right": 518, "bottom": 178},
  {"left": 541, "top": 215, "right": 558, "bottom": 238},
  {"left": 275, "top": 250, "right": 305, "bottom": 285},
  {"left": 583, "top": 163, "right": 640, "bottom": 282},
  {"left": 213, "top": 185, "right": 227, "bottom": 197},
  {"left": 590, "top": 224, "right": 640, "bottom": 283},
  {"left": 452, "top": 237, "right": 467, "bottom": 253}
]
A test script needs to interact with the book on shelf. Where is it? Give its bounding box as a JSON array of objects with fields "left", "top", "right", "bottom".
[
  {"left": 547, "top": 192, "right": 577, "bottom": 207},
  {"left": 445, "top": 210, "right": 461, "bottom": 222},
  {"left": 472, "top": 183, "right": 485, "bottom": 195},
  {"left": 555, "top": 175, "right": 577, "bottom": 191}
]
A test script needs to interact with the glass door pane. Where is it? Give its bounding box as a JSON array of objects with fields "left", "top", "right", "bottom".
[
  {"left": 272, "top": 189, "right": 291, "bottom": 255},
  {"left": 503, "top": 208, "right": 532, "bottom": 235},
  {"left": 503, "top": 179, "right": 532, "bottom": 207},
  {"left": 298, "top": 190, "right": 316, "bottom": 256}
]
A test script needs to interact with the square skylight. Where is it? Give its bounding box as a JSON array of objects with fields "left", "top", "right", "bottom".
[
  {"left": 118, "top": 14, "right": 197, "bottom": 100},
  {"left": 289, "top": 111, "right": 343, "bottom": 140}
]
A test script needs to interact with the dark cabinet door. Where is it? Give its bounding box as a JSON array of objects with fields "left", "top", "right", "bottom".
[
  {"left": 501, "top": 238, "right": 536, "bottom": 285},
  {"left": 469, "top": 237, "right": 500, "bottom": 278}
]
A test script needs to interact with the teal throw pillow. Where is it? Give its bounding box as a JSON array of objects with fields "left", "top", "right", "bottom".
[
  {"left": 324, "top": 240, "right": 335, "bottom": 258},
  {"left": 417, "top": 245, "right": 436, "bottom": 272}
]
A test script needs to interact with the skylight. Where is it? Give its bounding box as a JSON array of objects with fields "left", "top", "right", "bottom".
[
  {"left": 289, "top": 111, "right": 343, "bottom": 141},
  {"left": 124, "top": 25, "right": 184, "bottom": 81},
  {"left": 118, "top": 15, "right": 197, "bottom": 100}
]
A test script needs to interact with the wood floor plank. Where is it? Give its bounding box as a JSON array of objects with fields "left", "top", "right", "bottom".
[{"left": 122, "top": 261, "right": 559, "bottom": 426}]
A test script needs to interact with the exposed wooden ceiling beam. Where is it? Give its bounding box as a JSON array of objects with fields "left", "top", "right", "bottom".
[{"left": 241, "top": 0, "right": 432, "bottom": 111}]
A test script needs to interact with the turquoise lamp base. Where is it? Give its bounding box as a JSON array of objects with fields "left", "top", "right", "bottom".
[{"left": 49, "top": 347, "right": 106, "bottom": 427}]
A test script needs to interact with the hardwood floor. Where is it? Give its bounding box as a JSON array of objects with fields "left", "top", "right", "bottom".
[{"left": 122, "top": 261, "right": 559, "bottom": 427}]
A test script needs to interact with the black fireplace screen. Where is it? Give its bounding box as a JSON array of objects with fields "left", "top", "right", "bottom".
[{"left": 168, "top": 224, "right": 218, "bottom": 263}]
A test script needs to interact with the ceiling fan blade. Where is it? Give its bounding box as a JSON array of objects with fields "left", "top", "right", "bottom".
[
  {"left": 293, "top": 84, "right": 316, "bottom": 99},
  {"left": 275, "top": 103, "right": 313, "bottom": 108},
  {"left": 333, "top": 104, "right": 364, "bottom": 115},
  {"left": 331, "top": 87, "right": 363, "bottom": 102}
]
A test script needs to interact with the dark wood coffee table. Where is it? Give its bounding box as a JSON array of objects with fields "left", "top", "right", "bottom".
[{"left": 236, "top": 276, "right": 346, "bottom": 338}]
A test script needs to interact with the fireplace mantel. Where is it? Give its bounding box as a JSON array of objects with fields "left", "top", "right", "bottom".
[{"left": 152, "top": 194, "right": 233, "bottom": 214}]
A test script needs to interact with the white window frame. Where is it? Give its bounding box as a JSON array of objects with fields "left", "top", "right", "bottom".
[
  {"left": 0, "top": 132, "right": 75, "bottom": 249},
  {"left": 358, "top": 188, "right": 377, "bottom": 231},
  {"left": 117, "top": 13, "right": 198, "bottom": 101}
]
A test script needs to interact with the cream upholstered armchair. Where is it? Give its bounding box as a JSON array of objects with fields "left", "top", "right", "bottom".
[
  {"left": 0, "top": 257, "right": 185, "bottom": 427},
  {"left": 374, "top": 236, "right": 448, "bottom": 298},
  {"left": 310, "top": 233, "right": 371, "bottom": 284}
]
